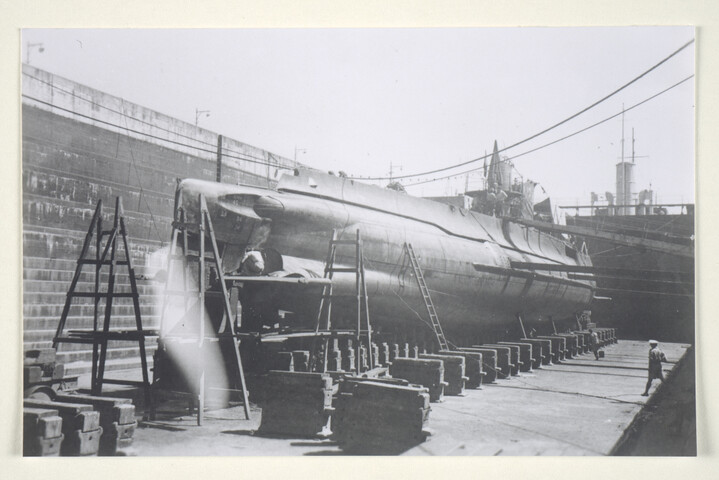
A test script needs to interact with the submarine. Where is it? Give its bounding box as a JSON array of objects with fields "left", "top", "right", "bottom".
[{"left": 171, "top": 163, "right": 595, "bottom": 343}]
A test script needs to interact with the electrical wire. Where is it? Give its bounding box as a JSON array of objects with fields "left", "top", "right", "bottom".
[
  {"left": 402, "top": 74, "right": 694, "bottom": 188},
  {"left": 118, "top": 99, "right": 166, "bottom": 245},
  {"left": 392, "top": 290, "right": 438, "bottom": 332},
  {"left": 349, "top": 39, "right": 695, "bottom": 182},
  {"left": 22, "top": 71, "right": 219, "bottom": 149},
  {"left": 499, "top": 75, "right": 694, "bottom": 164},
  {"left": 23, "top": 70, "right": 297, "bottom": 170},
  {"left": 22, "top": 93, "right": 295, "bottom": 171},
  {"left": 22, "top": 133, "right": 185, "bottom": 191},
  {"left": 23, "top": 42, "right": 693, "bottom": 190},
  {"left": 23, "top": 94, "right": 218, "bottom": 153},
  {"left": 391, "top": 289, "right": 459, "bottom": 349}
]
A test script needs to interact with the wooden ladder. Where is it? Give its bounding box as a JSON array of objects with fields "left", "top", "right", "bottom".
[
  {"left": 53, "top": 197, "right": 154, "bottom": 412},
  {"left": 157, "top": 194, "right": 251, "bottom": 424},
  {"left": 312, "top": 229, "right": 373, "bottom": 373},
  {"left": 403, "top": 243, "right": 449, "bottom": 351}
]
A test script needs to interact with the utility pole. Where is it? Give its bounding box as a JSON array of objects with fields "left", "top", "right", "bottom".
[
  {"left": 621, "top": 104, "right": 625, "bottom": 164},
  {"left": 388, "top": 161, "right": 402, "bottom": 183},
  {"left": 26, "top": 42, "right": 44, "bottom": 65},
  {"left": 294, "top": 147, "right": 307, "bottom": 165},
  {"left": 195, "top": 108, "right": 211, "bottom": 126},
  {"left": 215, "top": 135, "right": 223, "bottom": 183}
]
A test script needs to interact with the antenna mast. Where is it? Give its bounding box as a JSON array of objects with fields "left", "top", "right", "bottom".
[
  {"left": 388, "top": 161, "right": 402, "bottom": 183},
  {"left": 621, "top": 105, "right": 625, "bottom": 163}
]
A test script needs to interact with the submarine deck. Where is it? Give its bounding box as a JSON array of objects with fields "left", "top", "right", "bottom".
[{"left": 112, "top": 339, "right": 692, "bottom": 456}]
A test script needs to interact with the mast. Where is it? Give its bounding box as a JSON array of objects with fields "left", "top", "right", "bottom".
[{"left": 621, "top": 105, "right": 625, "bottom": 164}]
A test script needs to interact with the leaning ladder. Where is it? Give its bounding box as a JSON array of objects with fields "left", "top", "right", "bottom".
[
  {"left": 312, "top": 229, "right": 373, "bottom": 372},
  {"left": 53, "top": 198, "right": 154, "bottom": 411},
  {"left": 158, "top": 194, "right": 251, "bottom": 423},
  {"left": 403, "top": 243, "right": 449, "bottom": 351}
]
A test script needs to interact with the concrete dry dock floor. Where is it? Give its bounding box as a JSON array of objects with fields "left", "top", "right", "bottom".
[
  {"left": 406, "top": 340, "right": 690, "bottom": 456},
  {"left": 134, "top": 406, "right": 343, "bottom": 456},
  {"left": 117, "top": 340, "right": 690, "bottom": 456}
]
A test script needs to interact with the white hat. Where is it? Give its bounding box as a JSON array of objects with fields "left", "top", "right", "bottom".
[{"left": 649, "top": 339, "right": 658, "bottom": 345}]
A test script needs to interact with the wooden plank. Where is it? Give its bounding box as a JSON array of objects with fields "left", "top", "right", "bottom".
[
  {"left": 98, "top": 422, "right": 136, "bottom": 455},
  {"left": 103, "top": 421, "right": 137, "bottom": 439},
  {"left": 37, "top": 416, "right": 63, "bottom": 439},
  {"left": 51, "top": 363, "right": 65, "bottom": 380},
  {"left": 62, "top": 428, "right": 103, "bottom": 456},
  {"left": 23, "top": 399, "right": 93, "bottom": 414},
  {"left": 23, "top": 399, "right": 100, "bottom": 432},
  {"left": 23, "top": 407, "right": 59, "bottom": 420},
  {"left": 24, "top": 434, "right": 64, "bottom": 456},
  {"left": 350, "top": 381, "right": 430, "bottom": 409},
  {"left": 390, "top": 358, "right": 444, "bottom": 369},
  {"left": 54, "top": 394, "right": 135, "bottom": 425},
  {"left": 69, "top": 411, "right": 102, "bottom": 433},
  {"left": 24, "top": 408, "right": 64, "bottom": 439},
  {"left": 24, "top": 348, "right": 56, "bottom": 365},
  {"left": 266, "top": 370, "right": 333, "bottom": 389},
  {"left": 24, "top": 366, "right": 43, "bottom": 384},
  {"left": 54, "top": 393, "right": 131, "bottom": 406}
]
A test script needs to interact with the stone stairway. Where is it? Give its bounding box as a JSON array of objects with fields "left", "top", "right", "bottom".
[{"left": 23, "top": 228, "right": 165, "bottom": 376}]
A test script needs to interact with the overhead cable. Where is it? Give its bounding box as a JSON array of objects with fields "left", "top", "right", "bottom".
[
  {"left": 402, "top": 74, "right": 694, "bottom": 188},
  {"left": 22, "top": 71, "right": 218, "bottom": 149},
  {"left": 118, "top": 99, "right": 167, "bottom": 244},
  {"left": 350, "top": 38, "right": 695, "bottom": 181},
  {"left": 23, "top": 71, "right": 295, "bottom": 167},
  {"left": 22, "top": 94, "right": 294, "bottom": 170}
]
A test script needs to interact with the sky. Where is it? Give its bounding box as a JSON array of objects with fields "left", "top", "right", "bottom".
[{"left": 21, "top": 27, "right": 695, "bottom": 206}]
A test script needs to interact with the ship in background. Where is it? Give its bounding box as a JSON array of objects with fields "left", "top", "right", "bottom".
[
  {"left": 561, "top": 129, "right": 695, "bottom": 343},
  {"left": 426, "top": 133, "right": 694, "bottom": 344}
]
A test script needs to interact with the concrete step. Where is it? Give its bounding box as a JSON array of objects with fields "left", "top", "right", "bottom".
[
  {"left": 25, "top": 315, "right": 160, "bottom": 331},
  {"left": 22, "top": 291, "right": 164, "bottom": 305},
  {"left": 23, "top": 255, "right": 155, "bottom": 271},
  {"left": 23, "top": 267, "right": 153, "bottom": 283},
  {"left": 56, "top": 346, "right": 158, "bottom": 366},
  {"left": 22, "top": 235, "right": 159, "bottom": 262},
  {"left": 23, "top": 216, "right": 170, "bottom": 243},
  {"left": 23, "top": 303, "right": 158, "bottom": 318},
  {"left": 23, "top": 196, "right": 173, "bottom": 241},
  {"left": 63, "top": 356, "right": 155, "bottom": 378},
  {"left": 24, "top": 325, "right": 160, "bottom": 343},
  {"left": 27, "top": 335, "right": 159, "bottom": 352},
  {"left": 23, "top": 279, "right": 159, "bottom": 295}
]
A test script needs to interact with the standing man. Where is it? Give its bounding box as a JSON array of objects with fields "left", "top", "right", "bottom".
[
  {"left": 589, "top": 328, "right": 600, "bottom": 360},
  {"left": 642, "top": 340, "right": 668, "bottom": 396}
]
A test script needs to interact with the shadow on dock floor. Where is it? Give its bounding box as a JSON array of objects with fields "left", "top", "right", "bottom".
[
  {"left": 86, "top": 340, "right": 694, "bottom": 456},
  {"left": 610, "top": 345, "right": 696, "bottom": 456}
]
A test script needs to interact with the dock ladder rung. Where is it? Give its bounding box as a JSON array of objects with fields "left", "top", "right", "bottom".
[
  {"left": 52, "top": 197, "right": 153, "bottom": 417},
  {"left": 404, "top": 242, "right": 449, "bottom": 352},
  {"left": 157, "top": 199, "right": 251, "bottom": 424},
  {"left": 311, "top": 229, "right": 374, "bottom": 373}
]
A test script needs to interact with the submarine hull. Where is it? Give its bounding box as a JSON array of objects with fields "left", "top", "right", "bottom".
[{"left": 176, "top": 171, "right": 594, "bottom": 339}]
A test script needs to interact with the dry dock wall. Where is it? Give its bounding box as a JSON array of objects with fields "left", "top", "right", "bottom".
[{"left": 22, "top": 64, "right": 300, "bottom": 373}]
